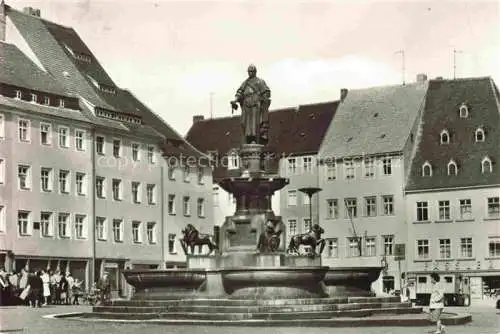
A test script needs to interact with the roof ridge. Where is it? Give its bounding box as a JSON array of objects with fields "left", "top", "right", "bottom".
[
  {"left": 5, "top": 4, "right": 74, "bottom": 30},
  {"left": 429, "top": 76, "right": 492, "bottom": 83}
]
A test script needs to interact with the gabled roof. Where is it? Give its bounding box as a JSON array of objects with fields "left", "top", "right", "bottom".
[
  {"left": 319, "top": 82, "right": 428, "bottom": 158},
  {"left": 186, "top": 101, "right": 339, "bottom": 180},
  {"left": 405, "top": 77, "right": 500, "bottom": 191}
]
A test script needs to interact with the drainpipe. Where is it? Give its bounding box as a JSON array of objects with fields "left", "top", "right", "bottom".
[
  {"left": 91, "top": 128, "right": 97, "bottom": 286},
  {"left": 160, "top": 165, "right": 166, "bottom": 269}
]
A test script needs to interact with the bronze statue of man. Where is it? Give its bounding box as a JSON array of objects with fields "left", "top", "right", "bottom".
[{"left": 230, "top": 64, "right": 271, "bottom": 145}]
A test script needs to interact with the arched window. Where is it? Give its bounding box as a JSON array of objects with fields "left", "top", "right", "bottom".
[
  {"left": 447, "top": 160, "right": 458, "bottom": 176},
  {"left": 475, "top": 127, "right": 485, "bottom": 142},
  {"left": 481, "top": 156, "right": 492, "bottom": 174},
  {"left": 440, "top": 129, "right": 450, "bottom": 144},
  {"left": 459, "top": 103, "right": 469, "bottom": 118},
  {"left": 422, "top": 161, "right": 432, "bottom": 177}
]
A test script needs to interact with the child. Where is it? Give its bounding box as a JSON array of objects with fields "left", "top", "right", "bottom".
[{"left": 429, "top": 273, "right": 446, "bottom": 334}]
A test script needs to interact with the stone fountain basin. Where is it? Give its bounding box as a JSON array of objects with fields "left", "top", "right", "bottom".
[
  {"left": 123, "top": 269, "right": 206, "bottom": 290},
  {"left": 323, "top": 267, "right": 383, "bottom": 297}
]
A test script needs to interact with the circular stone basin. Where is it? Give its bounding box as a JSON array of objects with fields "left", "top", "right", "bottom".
[
  {"left": 323, "top": 267, "right": 383, "bottom": 296},
  {"left": 123, "top": 269, "right": 206, "bottom": 290}
]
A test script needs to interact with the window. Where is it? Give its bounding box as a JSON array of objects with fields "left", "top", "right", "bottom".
[
  {"left": 147, "top": 146, "right": 155, "bottom": 164},
  {"left": 228, "top": 151, "right": 239, "bottom": 170},
  {"left": 440, "top": 129, "right": 449, "bottom": 144},
  {"left": 287, "top": 158, "right": 297, "bottom": 175},
  {"left": 183, "top": 196, "right": 190, "bottom": 216},
  {"left": 383, "top": 235, "right": 394, "bottom": 255},
  {"left": 58, "top": 213, "right": 70, "bottom": 238},
  {"left": 168, "top": 167, "right": 175, "bottom": 180},
  {"left": 40, "top": 168, "right": 53, "bottom": 192},
  {"left": 112, "top": 219, "right": 123, "bottom": 242},
  {"left": 59, "top": 98, "right": 65, "bottom": 108},
  {"left": 96, "top": 136, "right": 105, "bottom": 154},
  {"left": 112, "top": 139, "right": 121, "bottom": 157},
  {"left": 459, "top": 103, "right": 468, "bottom": 118},
  {"left": 326, "top": 199, "right": 339, "bottom": 219},
  {"left": 31, "top": 93, "right": 37, "bottom": 103},
  {"left": 487, "top": 197, "right": 499, "bottom": 218},
  {"left": 96, "top": 176, "right": 105, "bottom": 198},
  {"left": 448, "top": 160, "right": 458, "bottom": 175},
  {"left": 18, "top": 165, "right": 31, "bottom": 189},
  {"left": 40, "top": 123, "right": 52, "bottom": 145},
  {"left": 197, "top": 168, "right": 204, "bottom": 184},
  {"left": 364, "top": 197, "right": 377, "bottom": 217},
  {"left": 303, "top": 193, "right": 310, "bottom": 206},
  {"left": 168, "top": 233, "right": 177, "bottom": 253},
  {"left": 197, "top": 198, "right": 205, "bottom": 217},
  {"left": 382, "top": 158, "right": 392, "bottom": 175},
  {"left": 303, "top": 218, "right": 312, "bottom": 233},
  {"left": 112, "top": 179, "right": 122, "bottom": 201},
  {"left": 344, "top": 198, "right": 357, "bottom": 218},
  {"left": 439, "top": 239, "right": 451, "bottom": 259},
  {"left": 287, "top": 219, "right": 297, "bottom": 238},
  {"left": 183, "top": 166, "right": 190, "bottom": 182},
  {"left": 59, "top": 170, "right": 70, "bottom": 193},
  {"left": 15, "top": 90, "right": 22, "bottom": 99},
  {"left": 326, "top": 238, "right": 338, "bottom": 258},
  {"left": 459, "top": 238, "right": 473, "bottom": 258},
  {"left": 40, "top": 212, "right": 53, "bottom": 237},
  {"left": 326, "top": 160, "right": 336, "bottom": 181},
  {"left": 438, "top": 200, "right": 450, "bottom": 220},
  {"left": 131, "top": 182, "right": 141, "bottom": 203},
  {"left": 382, "top": 195, "right": 394, "bottom": 215},
  {"left": 76, "top": 173, "right": 86, "bottom": 195},
  {"left": 303, "top": 156, "right": 313, "bottom": 173},
  {"left": 458, "top": 199, "right": 472, "bottom": 220},
  {"left": 422, "top": 161, "right": 432, "bottom": 177},
  {"left": 168, "top": 194, "right": 176, "bottom": 214},
  {"left": 0, "top": 114, "right": 4, "bottom": 138},
  {"left": 96, "top": 217, "right": 106, "bottom": 240},
  {"left": 146, "top": 184, "right": 156, "bottom": 204},
  {"left": 131, "top": 143, "right": 140, "bottom": 161},
  {"left": 416, "top": 201, "right": 429, "bottom": 221},
  {"left": 58, "top": 126, "right": 69, "bottom": 148},
  {"left": 475, "top": 128, "right": 485, "bottom": 142},
  {"left": 364, "top": 157, "right": 375, "bottom": 178},
  {"left": 18, "top": 211, "right": 30, "bottom": 236},
  {"left": 489, "top": 238, "right": 500, "bottom": 257},
  {"left": 344, "top": 159, "right": 355, "bottom": 179},
  {"left": 481, "top": 157, "right": 492, "bottom": 174},
  {"left": 287, "top": 190, "right": 297, "bottom": 206},
  {"left": 75, "top": 129, "right": 85, "bottom": 151},
  {"left": 347, "top": 237, "right": 361, "bottom": 257},
  {"left": 416, "top": 239, "right": 429, "bottom": 259},
  {"left": 365, "top": 237, "right": 376, "bottom": 256},
  {"left": 147, "top": 222, "right": 156, "bottom": 244},
  {"left": 18, "top": 119, "right": 30, "bottom": 142},
  {"left": 0, "top": 206, "right": 5, "bottom": 233},
  {"left": 75, "top": 215, "right": 85, "bottom": 239},
  {"left": 43, "top": 96, "right": 50, "bottom": 105},
  {"left": 132, "top": 221, "right": 142, "bottom": 243}
]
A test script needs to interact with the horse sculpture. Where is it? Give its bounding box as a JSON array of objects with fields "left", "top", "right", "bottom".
[
  {"left": 287, "top": 223, "right": 325, "bottom": 256},
  {"left": 180, "top": 224, "right": 218, "bottom": 255}
]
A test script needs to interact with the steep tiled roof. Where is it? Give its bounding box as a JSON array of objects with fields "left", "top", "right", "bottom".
[
  {"left": 186, "top": 101, "right": 339, "bottom": 179},
  {"left": 319, "top": 83, "right": 428, "bottom": 158},
  {"left": 405, "top": 77, "right": 500, "bottom": 191}
]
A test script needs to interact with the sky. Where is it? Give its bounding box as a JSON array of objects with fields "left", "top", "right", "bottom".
[{"left": 8, "top": 0, "right": 500, "bottom": 135}]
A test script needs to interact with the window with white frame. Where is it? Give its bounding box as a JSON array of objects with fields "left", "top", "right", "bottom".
[
  {"left": 112, "top": 219, "right": 123, "bottom": 242},
  {"left": 459, "top": 103, "right": 468, "bottom": 118},
  {"left": 416, "top": 201, "right": 429, "bottom": 221},
  {"left": 74, "top": 214, "right": 86, "bottom": 239},
  {"left": 287, "top": 219, "right": 297, "bottom": 238},
  {"left": 364, "top": 157, "right": 375, "bottom": 178},
  {"left": 18, "top": 165, "right": 31, "bottom": 190},
  {"left": 438, "top": 200, "right": 450, "bottom": 220},
  {"left": 168, "top": 194, "right": 176, "bottom": 214},
  {"left": 40, "top": 168, "right": 52, "bottom": 192},
  {"left": 382, "top": 195, "right": 394, "bottom": 215},
  {"left": 183, "top": 166, "right": 190, "bottom": 182},
  {"left": 439, "top": 239, "right": 451, "bottom": 259},
  {"left": 15, "top": 90, "right": 22, "bottom": 99},
  {"left": 448, "top": 160, "right": 458, "bottom": 175},
  {"left": 287, "top": 190, "right": 297, "bottom": 206},
  {"left": 326, "top": 160, "right": 336, "bottom": 181},
  {"left": 40, "top": 212, "right": 53, "bottom": 237},
  {"left": 147, "top": 222, "right": 156, "bottom": 244},
  {"left": 416, "top": 239, "right": 429, "bottom": 259},
  {"left": 131, "top": 181, "right": 141, "bottom": 203},
  {"left": 287, "top": 158, "right": 297, "bottom": 175},
  {"left": 364, "top": 197, "right": 376, "bottom": 217},
  {"left": 459, "top": 237, "right": 473, "bottom": 258},
  {"left": 440, "top": 129, "right": 449, "bottom": 144},
  {"left": 303, "top": 218, "right": 312, "bottom": 233},
  {"left": 303, "top": 156, "right": 313, "bottom": 173},
  {"left": 31, "top": 93, "right": 37, "bottom": 103},
  {"left": 481, "top": 157, "right": 492, "bottom": 174},
  {"left": 383, "top": 235, "right": 394, "bottom": 255},
  {"left": 0, "top": 114, "right": 5, "bottom": 139},
  {"left": 112, "top": 179, "right": 122, "bottom": 201},
  {"left": 422, "top": 161, "right": 432, "bottom": 177},
  {"left": 96, "top": 136, "right": 105, "bottom": 154},
  {"left": 459, "top": 199, "right": 472, "bottom": 220},
  {"left": 0, "top": 159, "right": 4, "bottom": 184},
  {"left": 303, "top": 193, "right": 310, "bottom": 206},
  {"left": 18, "top": 119, "right": 30, "bottom": 142},
  {"left": 75, "top": 129, "right": 85, "bottom": 151},
  {"left": 344, "top": 159, "right": 355, "bottom": 179},
  {"left": 58, "top": 126, "right": 69, "bottom": 147},
  {"left": 131, "top": 143, "right": 140, "bottom": 161},
  {"left": 147, "top": 184, "right": 156, "bottom": 204},
  {"left": 59, "top": 98, "right": 65, "bottom": 108},
  {"left": 183, "top": 196, "right": 190, "bottom": 216},
  {"left": 197, "top": 198, "right": 205, "bottom": 217},
  {"left": 382, "top": 157, "right": 392, "bottom": 175},
  {"left": 168, "top": 233, "right": 177, "bottom": 253},
  {"left": 489, "top": 238, "right": 500, "bottom": 257},
  {"left": 326, "top": 199, "right": 338, "bottom": 219},
  {"left": 96, "top": 176, "right": 105, "bottom": 198},
  {"left": 487, "top": 197, "right": 499, "bottom": 218},
  {"left": 475, "top": 127, "right": 485, "bottom": 142},
  {"left": 147, "top": 145, "right": 155, "bottom": 164},
  {"left": 168, "top": 166, "right": 175, "bottom": 180},
  {"left": 365, "top": 237, "right": 376, "bottom": 256},
  {"left": 112, "top": 139, "right": 121, "bottom": 157},
  {"left": 40, "top": 123, "right": 52, "bottom": 145},
  {"left": 228, "top": 151, "right": 239, "bottom": 170},
  {"left": 197, "top": 168, "right": 204, "bottom": 184},
  {"left": 326, "top": 238, "right": 338, "bottom": 258},
  {"left": 132, "top": 221, "right": 142, "bottom": 243},
  {"left": 18, "top": 211, "right": 30, "bottom": 236},
  {"left": 43, "top": 96, "right": 50, "bottom": 105},
  {"left": 76, "top": 172, "right": 86, "bottom": 195},
  {"left": 347, "top": 237, "right": 361, "bottom": 257},
  {"left": 96, "top": 217, "right": 107, "bottom": 240},
  {"left": 0, "top": 205, "right": 5, "bottom": 233},
  {"left": 58, "top": 213, "right": 70, "bottom": 238},
  {"left": 344, "top": 198, "right": 357, "bottom": 218},
  {"left": 59, "top": 170, "right": 70, "bottom": 193}
]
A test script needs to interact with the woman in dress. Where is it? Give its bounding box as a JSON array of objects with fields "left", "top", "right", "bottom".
[
  {"left": 41, "top": 269, "right": 50, "bottom": 306},
  {"left": 429, "top": 272, "right": 446, "bottom": 334}
]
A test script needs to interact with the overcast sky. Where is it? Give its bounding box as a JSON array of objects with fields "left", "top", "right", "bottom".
[{"left": 9, "top": 0, "right": 500, "bottom": 135}]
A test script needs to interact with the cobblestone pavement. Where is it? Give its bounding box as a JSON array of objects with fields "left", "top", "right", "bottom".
[{"left": 1, "top": 301, "right": 499, "bottom": 334}]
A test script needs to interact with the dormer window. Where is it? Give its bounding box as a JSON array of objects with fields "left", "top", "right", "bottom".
[
  {"left": 31, "top": 93, "right": 37, "bottom": 103},
  {"left": 422, "top": 161, "right": 432, "bottom": 177},
  {"left": 447, "top": 160, "right": 458, "bottom": 176},
  {"left": 475, "top": 127, "right": 485, "bottom": 142},
  {"left": 44, "top": 96, "right": 50, "bottom": 105},
  {"left": 99, "top": 84, "right": 116, "bottom": 95},
  {"left": 440, "top": 129, "right": 450, "bottom": 144},
  {"left": 481, "top": 156, "right": 492, "bottom": 174},
  {"left": 459, "top": 103, "right": 469, "bottom": 118},
  {"left": 227, "top": 151, "right": 240, "bottom": 170},
  {"left": 59, "top": 98, "right": 65, "bottom": 108},
  {"left": 15, "top": 90, "right": 22, "bottom": 99}
]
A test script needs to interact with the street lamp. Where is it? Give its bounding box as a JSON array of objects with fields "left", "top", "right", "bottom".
[{"left": 298, "top": 187, "right": 322, "bottom": 228}]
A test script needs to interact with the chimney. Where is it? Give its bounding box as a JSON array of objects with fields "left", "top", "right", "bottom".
[
  {"left": 0, "top": 0, "right": 5, "bottom": 42},
  {"left": 193, "top": 115, "right": 204, "bottom": 124},
  {"left": 340, "top": 88, "right": 348, "bottom": 102},
  {"left": 416, "top": 73, "right": 428, "bottom": 84},
  {"left": 23, "top": 7, "right": 41, "bottom": 17}
]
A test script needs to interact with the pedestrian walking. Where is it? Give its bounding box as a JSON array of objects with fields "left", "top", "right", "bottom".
[{"left": 429, "top": 272, "right": 446, "bottom": 334}]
